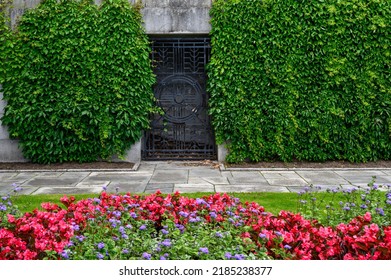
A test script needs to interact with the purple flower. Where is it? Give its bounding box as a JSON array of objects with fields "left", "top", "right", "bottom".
[
  {"left": 284, "top": 245, "right": 292, "bottom": 250},
  {"left": 13, "top": 186, "right": 23, "bottom": 193},
  {"left": 139, "top": 225, "right": 147, "bottom": 230},
  {"left": 122, "top": 249, "right": 129, "bottom": 254},
  {"left": 360, "top": 204, "right": 368, "bottom": 209},
  {"left": 179, "top": 211, "right": 189, "bottom": 218},
  {"left": 72, "top": 224, "right": 80, "bottom": 231},
  {"left": 0, "top": 204, "right": 6, "bottom": 211},
  {"left": 119, "top": 226, "right": 125, "bottom": 234},
  {"left": 376, "top": 208, "right": 385, "bottom": 216},
  {"left": 343, "top": 206, "right": 350, "bottom": 211},
  {"left": 196, "top": 198, "right": 206, "bottom": 205},
  {"left": 122, "top": 234, "right": 129, "bottom": 239},
  {"left": 215, "top": 232, "right": 223, "bottom": 238},
  {"left": 102, "top": 185, "right": 107, "bottom": 191},
  {"left": 225, "top": 252, "right": 232, "bottom": 259},
  {"left": 113, "top": 210, "right": 122, "bottom": 218},
  {"left": 115, "top": 186, "right": 120, "bottom": 193},
  {"left": 97, "top": 242, "right": 105, "bottom": 250},
  {"left": 275, "top": 231, "right": 282, "bottom": 237},
  {"left": 97, "top": 253, "right": 104, "bottom": 260},
  {"left": 209, "top": 212, "right": 217, "bottom": 219},
  {"left": 93, "top": 198, "right": 101, "bottom": 204},
  {"left": 233, "top": 254, "right": 245, "bottom": 260},
  {"left": 161, "top": 239, "right": 172, "bottom": 247},
  {"left": 175, "top": 224, "right": 185, "bottom": 233},
  {"left": 1, "top": 196, "right": 9, "bottom": 201},
  {"left": 60, "top": 251, "right": 69, "bottom": 259},
  {"left": 161, "top": 229, "right": 169, "bottom": 235},
  {"left": 142, "top": 252, "right": 151, "bottom": 260},
  {"left": 130, "top": 212, "right": 137, "bottom": 218},
  {"left": 189, "top": 217, "right": 200, "bottom": 223},
  {"left": 199, "top": 247, "right": 209, "bottom": 254},
  {"left": 76, "top": 235, "right": 85, "bottom": 242},
  {"left": 259, "top": 233, "right": 267, "bottom": 239}
]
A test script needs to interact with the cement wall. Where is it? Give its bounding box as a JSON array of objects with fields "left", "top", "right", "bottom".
[
  {"left": 8, "top": 0, "right": 212, "bottom": 33},
  {"left": 0, "top": 0, "right": 213, "bottom": 162}
]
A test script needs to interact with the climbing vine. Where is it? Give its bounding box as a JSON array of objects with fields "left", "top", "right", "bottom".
[
  {"left": 1, "top": 0, "right": 157, "bottom": 163},
  {"left": 208, "top": 0, "right": 391, "bottom": 163}
]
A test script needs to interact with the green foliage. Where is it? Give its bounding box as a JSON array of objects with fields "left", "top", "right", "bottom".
[
  {"left": 296, "top": 181, "right": 391, "bottom": 226},
  {"left": 1, "top": 0, "right": 157, "bottom": 163},
  {"left": 208, "top": 0, "right": 391, "bottom": 163},
  {"left": 0, "top": 0, "right": 12, "bottom": 80}
]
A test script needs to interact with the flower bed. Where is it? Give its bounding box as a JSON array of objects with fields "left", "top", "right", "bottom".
[{"left": 1, "top": 188, "right": 391, "bottom": 260}]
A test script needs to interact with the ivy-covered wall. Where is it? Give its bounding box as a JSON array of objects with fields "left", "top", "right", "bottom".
[
  {"left": 0, "top": 0, "right": 213, "bottom": 163},
  {"left": 0, "top": 0, "right": 157, "bottom": 163},
  {"left": 208, "top": 0, "right": 391, "bottom": 163}
]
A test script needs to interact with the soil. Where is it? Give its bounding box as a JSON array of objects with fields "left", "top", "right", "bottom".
[
  {"left": 0, "top": 161, "right": 135, "bottom": 170},
  {"left": 0, "top": 159, "right": 390, "bottom": 170},
  {"left": 225, "top": 160, "right": 391, "bottom": 169}
]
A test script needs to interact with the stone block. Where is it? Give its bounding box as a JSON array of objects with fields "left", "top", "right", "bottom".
[{"left": 0, "top": 139, "right": 27, "bottom": 162}]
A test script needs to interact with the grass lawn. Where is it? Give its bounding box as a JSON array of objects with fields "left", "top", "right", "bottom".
[{"left": 10, "top": 191, "right": 325, "bottom": 215}]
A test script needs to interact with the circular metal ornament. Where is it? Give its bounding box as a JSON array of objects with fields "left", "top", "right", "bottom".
[{"left": 155, "top": 75, "right": 203, "bottom": 123}]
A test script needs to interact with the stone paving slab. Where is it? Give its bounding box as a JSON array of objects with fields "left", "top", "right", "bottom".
[
  {"left": 215, "top": 184, "right": 289, "bottom": 193},
  {"left": 0, "top": 184, "right": 16, "bottom": 195},
  {"left": 200, "top": 177, "right": 230, "bottom": 185},
  {"left": 11, "top": 186, "right": 40, "bottom": 195},
  {"left": 334, "top": 170, "right": 387, "bottom": 176},
  {"left": 174, "top": 184, "right": 215, "bottom": 193},
  {"left": 32, "top": 187, "right": 102, "bottom": 195},
  {"left": 373, "top": 176, "right": 391, "bottom": 185},
  {"left": 22, "top": 177, "right": 81, "bottom": 186},
  {"left": 75, "top": 181, "right": 110, "bottom": 188},
  {"left": 86, "top": 172, "right": 151, "bottom": 181},
  {"left": 106, "top": 182, "right": 146, "bottom": 194},
  {"left": 149, "top": 170, "right": 188, "bottom": 184},
  {"left": 229, "top": 171, "right": 268, "bottom": 184},
  {"left": 144, "top": 188, "right": 173, "bottom": 194},
  {"left": 189, "top": 169, "right": 221, "bottom": 177},
  {"left": 0, "top": 161, "right": 390, "bottom": 195},
  {"left": 261, "top": 171, "right": 303, "bottom": 179},
  {"left": 265, "top": 178, "right": 308, "bottom": 186},
  {"left": 295, "top": 171, "right": 349, "bottom": 185},
  {"left": 0, "top": 173, "right": 18, "bottom": 180},
  {"left": 144, "top": 184, "right": 173, "bottom": 194}
]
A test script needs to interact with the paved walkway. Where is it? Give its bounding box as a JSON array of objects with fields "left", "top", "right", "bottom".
[{"left": 0, "top": 161, "right": 390, "bottom": 195}]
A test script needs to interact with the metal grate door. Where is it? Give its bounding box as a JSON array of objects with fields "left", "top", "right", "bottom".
[{"left": 143, "top": 38, "right": 216, "bottom": 160}]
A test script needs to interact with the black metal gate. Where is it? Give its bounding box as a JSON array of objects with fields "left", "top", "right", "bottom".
[{"left": 142, "top": 37, "right": 216, "bottom": 160}]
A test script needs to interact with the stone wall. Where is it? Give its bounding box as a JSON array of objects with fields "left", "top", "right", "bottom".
[
  {"left": 7, "top": 0, "right": 212, "bottom": 33},
  {"left": 0, "top": 0, "right": 213, "bottom": 162}
]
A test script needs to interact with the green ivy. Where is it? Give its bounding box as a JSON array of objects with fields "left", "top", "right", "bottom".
[
  {"left": 0, "top": 0, "right": 12, "bottom": 81},
  {"left": 1, "top": 0, "right": 157, "bottom": 163},
  {"left": 208, "top": 0, "right": 391, "bottom": 163}
]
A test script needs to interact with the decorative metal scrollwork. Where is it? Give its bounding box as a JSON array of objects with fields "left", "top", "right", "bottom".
[{"left": 143, "top": 38, "right": 216, "bottom": 160}]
